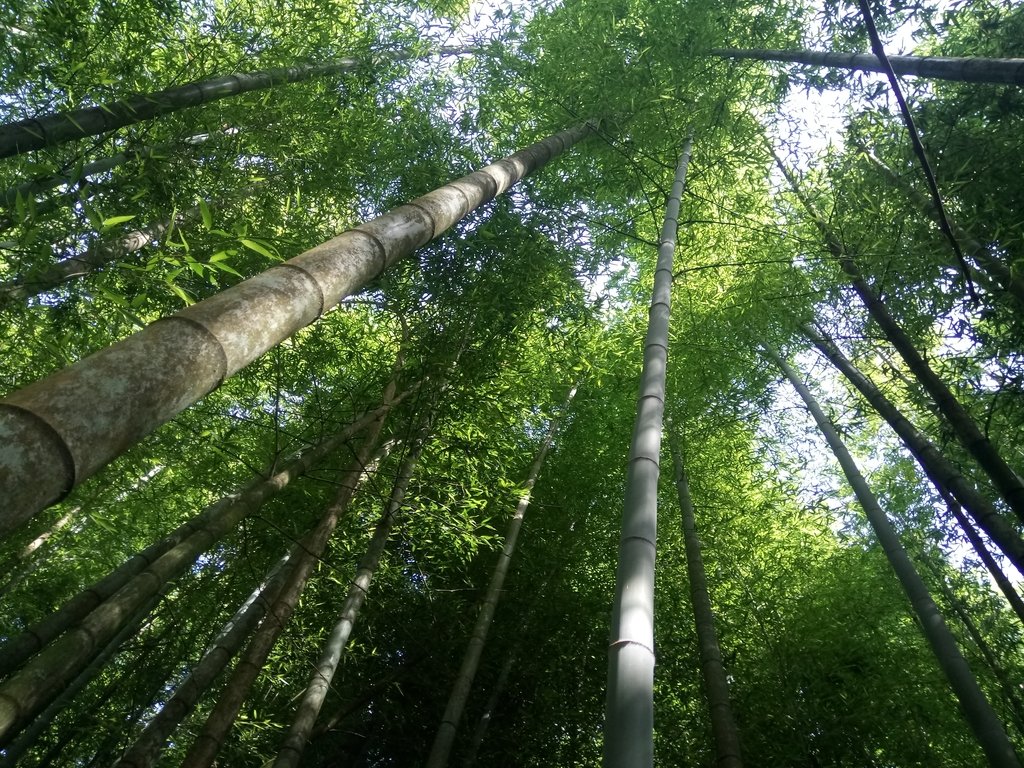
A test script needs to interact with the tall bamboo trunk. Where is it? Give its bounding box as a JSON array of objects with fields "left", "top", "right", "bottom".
[
  {"left": 805, "top": 325, "right": 1024, "bottom": 573},
  {"left": 711, "top": 48, "right": 1024, "bottom": 86},
  {"left": 604, "top": 135, "right": 692, "bottom": 768},
  {"left": 272, "top": 412, "right": 434, "bottom": 768},
  {"left": 425, "top": 388, "right": 573, "bottom": 768},
  {"left": 776, "top": 158, "right": 1024, "bottom": 523},
  {"left": 0, "top": 121, "right": 594, "bottom": 531},
  {"left": 180, "top": 411, "right": 397, "bottom": 768},
  {"left": 0, "top": 392, "right": 405, "bottom": 680},
  {"left": 112, "top": 548, "right": 299, "bottom": 768},
  {"left": 668, "top": 429, "right": 742, "bottom": 768},
  {"left": 0, "top": 388, "right": 405, "bottom": 746},
  {"left": 771, "top": 349, "right": 1021, "bottom": 768}
]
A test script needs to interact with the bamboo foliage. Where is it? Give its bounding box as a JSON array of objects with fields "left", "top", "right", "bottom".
[{"left": 425, "top": 387, "right": 572, "bottom": 768}]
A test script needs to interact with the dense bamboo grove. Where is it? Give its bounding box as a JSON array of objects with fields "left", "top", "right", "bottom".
[{"left": 2, "top": 0, "right": 1024, "bottom": 765}]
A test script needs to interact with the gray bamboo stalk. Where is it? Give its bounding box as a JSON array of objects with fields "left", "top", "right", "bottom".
[
  {"left": 272, "top": 415, "right": 433, "bottom": 768},
  {"left": 711, "top": 47, "right": 1024, "bottom": 86},
  {"left": 771, "top": 348, "right": 1022, "bottom": 768},
  {"left": 179, "top": 408, "right": 397, "bottom": 768},
  {"left": 461, "top": 652, "right": 514, "bottom": 768},
  {"left": 776, "top": 156, "right": 1024, "bottom": 523},
  {"left": 425, "top": 388, "right": 572, "bottom": 768},
  {"left": 668, "top": 429, "right": 742, "bottom": 768},
  {"left": 0, "top": 120, "right": 594, "bottom": 530},
  {"left": 853, "top": 144, "right": 1024, "bottom": 307},
  {"left": 111, "top": 547, "right": 298, "bottom": 768},
  {"left": 0, "top": 392, "right": 405, "bottom": 746},
  {"left": 0, "top": 215, "right": 180, "bottom": 306},
  {"left": 0, "top": 393, "right": 403, "bottom": 680},
  {"left": 805, "top": 325, "right": 1024, "bottom": 574},
  {"left": 604, "top": 134, "right": 692, "bottom": 768},
  {"left": 945, "top": 496, "right": 1024, "bottom": 628},
  {"left": 0, "top": 589, "right": 164, "bottom": 768}
]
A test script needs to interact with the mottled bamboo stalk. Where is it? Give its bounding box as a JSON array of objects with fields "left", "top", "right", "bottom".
[{"left": 0, "top": 121, "right": 594, "bottom": 532}]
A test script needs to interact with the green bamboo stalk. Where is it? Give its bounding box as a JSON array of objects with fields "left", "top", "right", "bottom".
[
  {"left": 0, "top": 390, "right": 404, "bottom": 746},
  {"left": 425, "top": 388, "right": 572, "bottom": 768},
  {"left": 0, "top": 394, "right": 404, "bottom": 680},
  {"left": 0, "top": 589, "right": 164, "bottom": 768},
  {"left": 669, "top": 428, "right": 742, "bottom": 768},
  {"left": 179, "top": 416, "right": 397, "bottom": 768},
  {"left": 0, "top": 61, "right": 360, "bottom": 158},
  {"left": 272, "top": 413, "right": 433, "bottom": 768},
  {"left": 805, "top": 325, "right": 1024, "bottom": 575},
  {"left": 776, "top": 156, "right": 1024, "bottom": 524}
]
